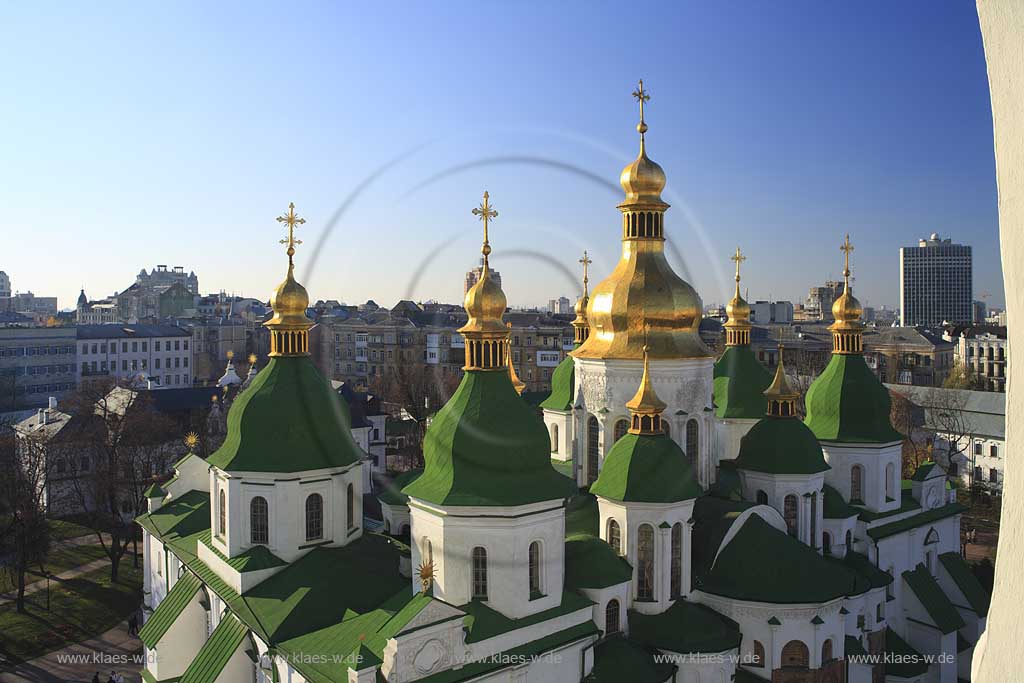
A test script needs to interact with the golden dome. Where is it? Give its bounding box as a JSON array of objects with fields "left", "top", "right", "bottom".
[
  {"left": 723, "top": 247, "right": 752, "bottom": 346},
  {"left": 828, "top": 235, "right": 865, "bottom": 355},
  {"left": 461, "top": 265, "right": 508, "bottom": 335},
  {"left": 267, "top": 264, "right": 312, "bottom": 328},
  {"left": 574, "top": 81, "right": 709, "bottom": 360},
  {"left": 831, "top": 286, "right": 863, "bottom": 323},
  {"left": 265, "top": 202, "right": 313, "bottom": 356}
]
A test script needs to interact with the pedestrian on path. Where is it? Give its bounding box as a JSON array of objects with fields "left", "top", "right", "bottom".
[
  {"left": 127, "top": 613, "right": 138, "bottom": 636},
  {"left": 91, "top": 673, "right": 100, "bottom": 683}
]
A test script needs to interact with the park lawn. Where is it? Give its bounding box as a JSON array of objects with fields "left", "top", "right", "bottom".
[
  {"left": 0, "top": 562, "right": 142, "bottom": 663},
  {"left": 48, "top": 518, "right": 96, "bottom": 541},
  {"left": 0, "top": 543, "right": 112, "bottom": 594}
]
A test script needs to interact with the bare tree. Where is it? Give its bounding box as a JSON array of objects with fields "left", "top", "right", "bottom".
[
  {"left": 944, "top": 359, "right": 981, "bottom": 391},
  {"left": 0, "top": 427, "right": 52, "bottom": 612},
  {"left": 890, "top": 388, "right": 976, "bottom": 481}
]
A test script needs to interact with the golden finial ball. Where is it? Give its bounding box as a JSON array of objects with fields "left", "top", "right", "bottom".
[{"left": 637, "top": 121, "right": 648, "bottom": 135}]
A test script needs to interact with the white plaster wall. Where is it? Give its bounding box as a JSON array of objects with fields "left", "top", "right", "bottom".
[
  {"left": 740, "top": 471, "right": 826, "bottom": 550},
  {"left": 820, "top": 442, "right": 902, "bottom": 513},
  {"left": 543, "top": 409, "right": 573, "bottom": 462},
  {"left": 578, "top": 582, "right": 632, "bottom": 635},
  {"left": 148, "top": 593, "right": 208, "bottom": 681},
  {"left": 713, "top": 417, "right": 758, "bottom": 466},
  {"left": 667, "top": 648, "right": 736, "bottom": 683},
  {"left": 165, "top": 454, "right": 210, "bottom": 498},
  {"left": 381, "top": 501, "right": 411, "bottom": 535}
]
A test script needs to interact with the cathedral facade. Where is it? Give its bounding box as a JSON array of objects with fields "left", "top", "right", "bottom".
[{"left": 138, "top": 87, "right": 985, "bottom": 683}]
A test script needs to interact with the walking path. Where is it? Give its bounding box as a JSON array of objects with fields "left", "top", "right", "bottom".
[
  {"left": 0, "top": 559, "right": 112, "bottom": 607},
  {"left": 0, "top": 621, "right": 141, "bottom": 683}
]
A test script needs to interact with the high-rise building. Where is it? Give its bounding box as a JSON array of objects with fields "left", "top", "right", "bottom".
[
  {"left": 972, "top": 300, "right": 987, "bottom": 324},
  {"left": 463, "top": 259, "right": 501, "bottom": 295},
  {"left": 805, "top": 280, "right": 843, "bottom": 320},
  {"left": 900, "top": 233, "right": 972, "bottom": 326},
  {"left": 0, "top": 271, "right": 10, "bottom": 299},
  {"left": 547, "top": 296, "right": 571, "bottom": 314}
]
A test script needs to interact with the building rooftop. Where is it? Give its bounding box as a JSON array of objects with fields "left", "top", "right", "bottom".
[{"left": 77, "top": 323, "right": 191, "bottom": 339}]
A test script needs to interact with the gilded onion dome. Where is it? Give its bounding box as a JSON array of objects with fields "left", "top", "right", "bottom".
[
  {"left": 265, "top": 202, "right": 313, "bottom": 357},
  {"left": 723, "top": 246, "right": 752, "bottom": 347},
  {"left": 828, "top": 234, "right": 865, "bottom": 354},
  {"left": 574, "top": 80, "right": 709, "bottom": 361},
  {"left": 458, "top": 191, "right": 510, "bottom": 370}
]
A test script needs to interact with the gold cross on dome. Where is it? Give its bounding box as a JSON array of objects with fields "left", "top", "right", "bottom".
[
  {"left": 731, "top": 246, "right": 746, "bottom": 283},
  {"left": 840, "top": 234, "right": 854, "bottom": 278},
  {"left": 632, "top": 79, "right": 650, "bottom": 126},
  {"left": 276, "top": 202, "right": 306, "bottom": 263},
  {"left": 579, "top": 250, "right": 592, "bottom": 294},
  {"left": 472, "top": 191, "right": 498, "bottom": 262}
]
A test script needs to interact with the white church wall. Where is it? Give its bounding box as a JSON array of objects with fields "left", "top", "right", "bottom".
[
  {"left": 713, "top": 417, "right": 758, "bottom": 466},
  {"left": 543, "top": 409, "right": 573, "bottom": 462},
  {"left": 820, "top": 442, "right": 902, "bottom": 514}
]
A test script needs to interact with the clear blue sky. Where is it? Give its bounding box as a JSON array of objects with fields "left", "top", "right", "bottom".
[{"left": 0, "top": 1, "right": 1001, "bottom": 313}]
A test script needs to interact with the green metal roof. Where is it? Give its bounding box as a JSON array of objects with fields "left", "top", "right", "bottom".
[
  {"left": 565, "top": 493, "right": 599, "bottom": 537},
  {"left": 139, "top": 572, "right": 202, "bottom": 648},
  {"left": 697, "top": 514, "right": 869, "bottom": 603},
  {"left": 804, "top": 354, "right": 903, "bottom": 443},
  {"left": 591, "top": 433, "right": 702, "bottom": 503},
  {"left": 822, "top": 484, "right": 858, "bottom": 519},
  {"left": 136, "top": 490, "right": 211, "bottom": 557},
  {"left": 460, "top": 590, "right": 594, "bottom": 644},
  {"left": 540, "top": 352, "right": 575, "bottom": 411},
  {"left": 376, "top": 469, "right": 422, "bottom": 507},
  {"left": 143, "top": 482, "right": 167, "bottom": 498},
  {"left": 939, "top": 552, "right": 990, "bottom": 617},
  {"left": 713, "top": 345, "right": 772, "bottom": 419},
  {"left": 839, "top": 551, "right": 894, "bottom": 589},
  {"left": 902, "top": 563, "right": 965, "bottom": 635},
  {"left": 734, "top": 416, "right": 830, "bottom": 475},
  {"left": 565, "top": 534, "right": 634, "bottom": 589},
  {"left": 198, "top": 530, "right": 286, "bottom": 573},
  {"left": 587, "top": 635, "right": 676, "bottom": 682},
  {"left": 207, "top": 356, "right": 364, "bottom": 473},
  {"left": 179, "top": 614, "right": 249, "bottom": 683},
  {"left": 866, "top": 502, "right": 967, "bottom": 540},
  {"left": 629, "top": 600, "right": 741, "bottom": 655},
  {"left": 911, "top": 461, "right": 939, "bottom": 481},
  {"left": 884, "top": 627, "right": 929, "bottom": 678},
  {"left": 402, "top": 369, "right": 575, "bottom": 506}
]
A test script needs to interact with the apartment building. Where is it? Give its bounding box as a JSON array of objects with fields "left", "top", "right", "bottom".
[
  {"left": 0, "top": 327, "right": 78, "bottom": 409},
  {"left": 945, "top": 325, "right": 1008, "bottom": 392},
  {"left": 77, "top": 324, "right": 193, "bottom": 388}
]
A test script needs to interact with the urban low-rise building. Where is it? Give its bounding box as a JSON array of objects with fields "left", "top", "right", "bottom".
[
  {"left": 0, "top": 327, "right": 78, "bottom": 409},
  {"left": 77, "top": 324, "right": 194, "bottom": 388}
]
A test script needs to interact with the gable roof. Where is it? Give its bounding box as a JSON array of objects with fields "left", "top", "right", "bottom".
[
  {"left": 902, "top": 563, "right": 965, "bottom": 634},
  {"left": 938, "top": 552, "right": 990, "bottom": 617}
]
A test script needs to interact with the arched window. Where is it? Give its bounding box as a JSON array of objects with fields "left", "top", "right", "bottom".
[
  {"left": 605, "top": 599, "right": 620, "bottom": 634},
  {"left": 528, "top": 541, "right": 542, "bottom": 595},
  {"left": 607, "top": 519, "right": 621, "bottom": 555},
  {"left": 845, "top": 530, "right": 853, "bottom": 550},
  {"left": 305, "top": 493, "right": 323, "bottom": 541},
  {"left": 637, "top": 524, "right": 655, "bottom": 600},
  {"left": 218, "top": 489, "right": 226, "bottom": 536},
  {"left": 250, "top": 496, "right": 268, "bottom": 545},
  {"left": 752, "top": 640, "right": 765, "bottom": 667},
  {"left": 613, "top": 419, "right": 630, "bottom": 443},
  {"left": 821, "top": 638, "right": 833, "bottom": 663},
  {"left": 781, "top": 640, "right": 809, "bottom": 669},
  {"left": 346, "top": 483, "right": 355, "bottom": 530},
  {"left": 885, "top": 462, "right": 895, "bottom": 499},
  {"left": 851, "top": 465, "right": 864, "bottom": 502},
  {"left": 587, "top": 416, "right": 600, "bottom": 484},
  {"left": 756, "top": 490, "right": 769, "bottom": 505},
  {"left": 550, "top": 424, "right": 559, "bottom": 453},
  {"left": 811, "top": 491, "right": 818, "bottom": 546},
  {"left": 823, "top": 532, "right": 832, "bottom": 555},
  {"left": 472, "top": 547, "right": 488, "bottom": 599},
  {"left": 784, "top": 494, "right": 799, "bottom": 537},
  {"left": 671, "top": 522, "right": 683, "bottom": 598},
  {"left": 686, "top": 419, "right": 699, "bottom": 460}
]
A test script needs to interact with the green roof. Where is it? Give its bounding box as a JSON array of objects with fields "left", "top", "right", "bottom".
[
  {"left": 590, "top": 432, "right": 702, "bottom": 503},
  {"left": 173, "top": 451, "right": 196, "bottom": 470},
  {"left": 586, "top": 635, "right": 675, "bottom": 683},
  {"left": 629, "top": 600, "right": 741, "bottom": 654},
  {"left": 845, "top": 635, "right": 867, "bottom": 657},
  {"left": 143, "top": 482, "right": 167, "bottom": 498},
  {"left": 565, "top": 493, "right": 599, "bottom": 537},
  {"left": 902, "top": 563, "right": 965, "bottom": 634},
  {"left": 866, "top": 502, "right": 967, "bottom": 540},
  {"left": 804, "top": 354, "right": 903, "bottom": 443},
  {"left": 377, "top": 469, "right": 422, "bottom": 507},
  {"left": 565, "top": 534, "right": 633, "bottom": 589},
  {"left": 856, "top": 487, "right": 922, "bottom": 522},
  {"left": 911, "top": 461, "right": 939, "bottom": 481},
  {"left": 734, "top": 417, "right": 830, "bottom": 475},
  {"left": 713, "top": 345, "right": 772, "bottom": 419},
  {"left": 939, "top": 552, "right": 990, "bottom": 617},
  {"left": 402, "top": 369, "right": 575, "bottom": 506},
  {"left": 136, "top": 490, "right": 211, "bottom": 558},
  {"left": 198, "top": 530, "right": 286, "bottom": 572},
  {"left": 711, "top": 460, "right": 743, "bottom": 500},
  {"left": 179, "top": 614, "right": 249, "bottom": 683},
  {"left": 840, "top": 552, "right": 894, "bottom": 589},
  {"left": 691, "top": 496, "right": 755, "bottom": 582},
  {"left": 139, "top": 572, "right": 202, "bottom": 648},
  {"left": 697, "top": 514, "right": 868, "bottom": 603},
  {"left": 884, "top": 627, "right": 929, "bottom": 678},
  {"left": 207, "top": 356, "right": 363, "bottom": 473},
  {"left": 822, "top": 484, "right": 858, "bottom": 519},
  {"left": 460, "top": 590, "right": 594, "bottom": 644},
  {"left": 540, "top": 352, "right": 575, "bottom": 411}
]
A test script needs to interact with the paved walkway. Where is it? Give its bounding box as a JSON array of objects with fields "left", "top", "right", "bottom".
[
  {"left": 0, "top": 620, "right": 142, "bottom": 683},
  {"left": 0, "top": 559, "right": 112, "bottom": 607}
]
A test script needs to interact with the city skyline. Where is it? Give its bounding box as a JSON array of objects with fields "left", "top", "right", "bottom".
[{"left": 1, "top": 2, "right": 1002, "bottom": 312}]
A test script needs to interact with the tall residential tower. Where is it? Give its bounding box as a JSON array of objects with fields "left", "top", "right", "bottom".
[{"left": 899, "top": 233, "right": 972, "bottom": 325}]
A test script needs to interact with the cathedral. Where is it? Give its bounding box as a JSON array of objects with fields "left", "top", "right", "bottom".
[{"left": 137, "top": 85, "right": 987, "bottom": 683}]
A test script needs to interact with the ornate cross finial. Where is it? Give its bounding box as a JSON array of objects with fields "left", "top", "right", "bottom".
[
  {"left": 731, "top": 246, "right": 746, "bottom": 283},
  {"left": 276, "top": 202, "right": 306, "bottom": 265},
  {"left": 579, "top": 250, "right": 592, "bottom": 296},
  {"left": 840, "top": 233, "right": 854, "bottom": 281},
  {"left": 471, "top": 191, "right": 498, "bottom": 265},
  {"left": 632, "top": 79, "right": 650, "bottom": 139}
]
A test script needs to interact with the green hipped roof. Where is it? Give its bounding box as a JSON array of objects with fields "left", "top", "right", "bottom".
[
  {"left": 207, "top": 356, "right": 363, "bottom": 473},
  {"left": 938, "top": 552, "right": 990, "bottom": 617},
  {"left": 139, "top": 571, "right": 202, "bottom": 648},
  {"left": 804, "top": 354, "right": 903, "bottom": 443},
  {"left": 565, "top": 534, "right": 634, "bottom": 589},
  {"left": 822, "top": 484, "right": 859, "bottom": 519},
  {"left": 713, "top": 345, "right": 772, "bottom": 419},
  {"left": 460, "top": 590, "right": 594, "bottom": 644},
  {"left": 629, "top": 600, "right": 741, "bottom": 655},
  {"left": 884, "top": 627, "right": 929, "bottom": 678},
  {"left": 402, "top": 369, "right": 575, "bottom": 506},
  {"left": 866, "top": 502, "right": 967, "bottom": 540},
  {"left": 136, "top": 490, "right": 211, "bottom": 557},
  {"left": 698, "top": 514, "right": 869, "bottom": 603},
  {"left": 586, "top": 635, "right": 676, "bottom": 683},
  {"left": 590, "top": 433, "right": 702, "bottom": 503},
  {"left": 734, "top": 417, "right": 830, "bottom": 475},
  {"left": 376, "top": 469, "right": 422, "bottom": 507},
  {"left": 540, "top": 352, "right": 576, "bottom": 411},
  {"left": 179, "top": 615, "right": 249, "bottom": 683},
  {"left": 902, "top": 563, "right": 965, "bottom": 634}
]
